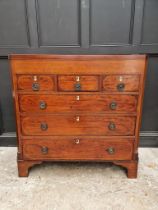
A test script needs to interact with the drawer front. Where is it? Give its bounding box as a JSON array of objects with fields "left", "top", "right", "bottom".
[
  {"left": 23, "top": 138, "right": 133, "bottom": 160},
  {"left": 103, "top": 75, "right": 140, "bottom": 92},
  {"left": 21, "top": 115, "right": 136, "bottom": 136},
  {"left": 58, "top": 75, "right": 99, "bottom": 92},
  {"left": 17, "top": 75, "right": 55, "bottom": 91},
  {"left": 19, "top": 94, "right": 138, "bottom": 113}
]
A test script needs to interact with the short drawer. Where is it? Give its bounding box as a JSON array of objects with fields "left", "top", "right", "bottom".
[
  {"left": 17, "top": 75, "right": 55, "bottom": 91},
  {"left": 23, "top": 138, "right": 133, "bottom": 160},
  {"left": 21, "top": 115, "right": 136, "bottom": 136},
  {"left": 58, "top": 75, "right": 100, "bottom": 92},
  {"left": 103, "top": 75, "right": 140, "bottom": 92},
  {"left": 19, "top": 94, "right": 138, "bottom": 113}
]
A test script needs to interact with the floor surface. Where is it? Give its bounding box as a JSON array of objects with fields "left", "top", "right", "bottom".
[{"left": 0, "top": 147, "right": 158, "bottom": 210}]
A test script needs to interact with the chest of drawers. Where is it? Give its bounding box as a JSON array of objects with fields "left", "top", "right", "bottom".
[{"left": 10, "top": 55, "right": 147, "bottom": 178}]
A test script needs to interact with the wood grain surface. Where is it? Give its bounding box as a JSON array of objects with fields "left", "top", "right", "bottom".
[
  {"left": 10, "top": 54, "right": 147, "bottom": 177},
  {"left": 21, "top": 115, "right": 136, "bottom": 136},
  {"left": 17, "top": 75, "right": 55, "bottom": 91},
  {"left": 102, "top": 75, "right": 140, "bottom": 92},
  {"left": 58, "top": 75, "right": 100, "bottom": 91},
  {"left": 23, "top": 138, "right": 133, "bottom": 161},
  {"left": 19, "top": 94, "right": 138, "bottom": 113}
]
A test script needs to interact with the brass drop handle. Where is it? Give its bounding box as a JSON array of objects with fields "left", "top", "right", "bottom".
[
  {"left": 117, "top": 83, "right": 125, "bottom": 91},
  {"left": 40, "top": 123, "right": 48, "bottom": 131},
  {"left": 110, "top": 102, "right": 117, "bottom": 110},
  {"left": 41, "top": 146, "right": 48, "bottom": 154},
  {"left": 74, "top": 83, "right": 81, "bottom": 91},
  {"left": 32, "top": 83, "right": 40, "bottom": 91},
  {"left": 39, "top": 101, "right": 47, "bottom": 110},
  {"left": 108, "top": 122, "right": 116, "bottom": 130},
  {"left": 106, "top": 147, "right": 115, "bottom": 155}
]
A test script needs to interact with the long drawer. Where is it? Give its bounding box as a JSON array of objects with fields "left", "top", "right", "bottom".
[
  {"left": 23, "top": 138, "right": 133, "bottom": 160},
  {"left": 21, "top": 115, "right": 136, "bottom": 136},
  {"left": 19, "top": 94, "right": 138, "bottom": 113}
]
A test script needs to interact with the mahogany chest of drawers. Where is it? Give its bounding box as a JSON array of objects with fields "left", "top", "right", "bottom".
[{"left": 10, "top": 55, "right": 147, "bottom": 178}]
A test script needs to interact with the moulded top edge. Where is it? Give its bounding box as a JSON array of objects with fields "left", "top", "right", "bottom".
[{"left": 9, "top": 54, "right": 147, "bottom": 60}]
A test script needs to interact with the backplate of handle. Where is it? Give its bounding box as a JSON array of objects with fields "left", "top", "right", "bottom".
[
  {"left": 110, "top": 102, "right": 117, "bottom": 110},
  {"left": 41, "top": 146, "right": 48, "bottom": 154},
  {"left": 117, "top": 83, "right": 125, "bottom": 91},
  {"left": 108, "top": 122, "right": 116, "bottom": 130},
  {"left": 106, "top": 147, "right": 115, "bottom": 155},
  {"left": 74, "top": 83, "right": 81, "bottom": 91},
  {"left": 40, "top": 123, "right": 48, "bottom": 131},
  {"left": 32, "top": 83, "right": 40, "bottom": 91},
  {"left": 39, "top": 101, "right": 47, "bottom": 110}
]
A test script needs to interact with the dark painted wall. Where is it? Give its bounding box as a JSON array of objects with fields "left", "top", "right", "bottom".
[{"left": 0, "top": 0, "right": 158, "bottom": 147}]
